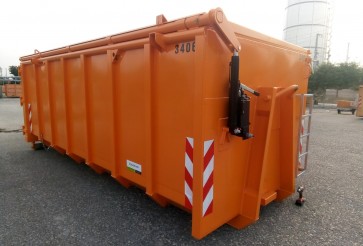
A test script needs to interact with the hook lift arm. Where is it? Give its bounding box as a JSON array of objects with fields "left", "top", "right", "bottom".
[{"left": 228, "top": 50, "right": 259, "bottom": 140}]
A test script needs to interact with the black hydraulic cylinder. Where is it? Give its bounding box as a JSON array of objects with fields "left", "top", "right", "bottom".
[
  {"left": 240, "top": 94, "right": 252, "bottom": 140},
  {"left": 228, "top": 52, "right": 254, "bottom": 140}
]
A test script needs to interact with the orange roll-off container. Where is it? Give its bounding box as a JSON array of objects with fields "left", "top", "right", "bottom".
[
  {"left": 19, "top": 8, "right": 312, "bottom": 239},
  {"left": 4, "top": 84, "right": 22, "bottom": 97},
  {"left": 357, "top": 86, "right": 363, "bottom": 117}
]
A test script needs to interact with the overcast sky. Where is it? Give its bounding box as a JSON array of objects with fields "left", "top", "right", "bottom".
[{"left": 0, "top": 0, "right": 362, "bottom": 75}]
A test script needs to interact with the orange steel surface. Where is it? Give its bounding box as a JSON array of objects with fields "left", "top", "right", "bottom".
[
  {"left": 336, "top": 100, "right": 354, "bottom": 109},
  {"left": 4, "top": 84, "right": 22, "bottom": 97},
  {"left": 357, "top": 86, "right": 363, "bottom": 117},
  {"left": 19, "top": 8, "right": 310, "bottom": 239}
]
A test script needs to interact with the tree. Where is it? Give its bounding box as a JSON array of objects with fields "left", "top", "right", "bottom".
[
  {"left": 8, "top": 66, "right": 19, "bottom": 76},
  {"left": 308, "top": 62, "right": 363, "bottom": 100},
  {"left": 308, "top": 63, "right": 336, "bottom": 99},
  {"left": 335, "top": 63, "right": 363, "bottom": 90}
]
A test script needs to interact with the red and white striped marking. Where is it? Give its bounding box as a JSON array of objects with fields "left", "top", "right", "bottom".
[
  {"left": 184, "top": 137, "right": 194, "bottom": 210},
  {"left": 358, "top": 96, "right": 362, "bottom": 109},
  {"left": 28, "top": 103, "right": 33, "bottom": 133},
  {"left": 203, "top": 139, "right": 214, "bottom": 217}
]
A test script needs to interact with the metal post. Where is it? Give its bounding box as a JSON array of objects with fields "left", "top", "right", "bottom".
[
  {"left": 346, "top": 42, "right": 350, "bottom": 62},
  {"left": 313, "top": 33, "right": 322, "bottom": 69}
]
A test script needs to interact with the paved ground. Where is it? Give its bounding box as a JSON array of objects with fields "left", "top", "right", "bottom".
[{"left": 0, "top": 98, "right": 362, "bottom": 245}]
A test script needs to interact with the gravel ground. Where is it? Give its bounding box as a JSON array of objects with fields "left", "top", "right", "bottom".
[{"left": 0, "top": 98, "right": 362, "bottom": 245}]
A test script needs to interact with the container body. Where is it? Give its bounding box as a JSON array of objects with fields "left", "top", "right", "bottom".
[
  {"left": 336, "top": 100, "right": 356, "bottom": 114},
  {"left": 337, "top": 100, "right": 354, "bottom": 108},
  {"left": 4, "top": 84, "right": 22, "bottom": 97},
  {"left": 20, "top": 9, "right": 311, "bottom": 239}
]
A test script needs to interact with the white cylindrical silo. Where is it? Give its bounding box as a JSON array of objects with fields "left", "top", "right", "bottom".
[{"left": 284, "top": 0, "right": 332, "bottom": 68}]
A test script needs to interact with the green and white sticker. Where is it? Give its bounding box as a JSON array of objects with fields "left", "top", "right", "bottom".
[{"left": 127, "top": 160, "right": 142, "bottom": 174}]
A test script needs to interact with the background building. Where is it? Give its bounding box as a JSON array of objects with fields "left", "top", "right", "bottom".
[{"left": 284, "top": 0, "right": 333, "bottom": 69}]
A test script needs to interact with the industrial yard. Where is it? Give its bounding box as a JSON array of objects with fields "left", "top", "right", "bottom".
[
  {"left": 1, "top": 98, "right": 362, "bottom": 245},
  {"left": 1, "top": 0, "right": 362, "bottom": 243}
]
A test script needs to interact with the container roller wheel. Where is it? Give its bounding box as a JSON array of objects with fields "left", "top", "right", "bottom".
[{"left": 295, "top": 186, "right": 305, "bottom": 206}]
